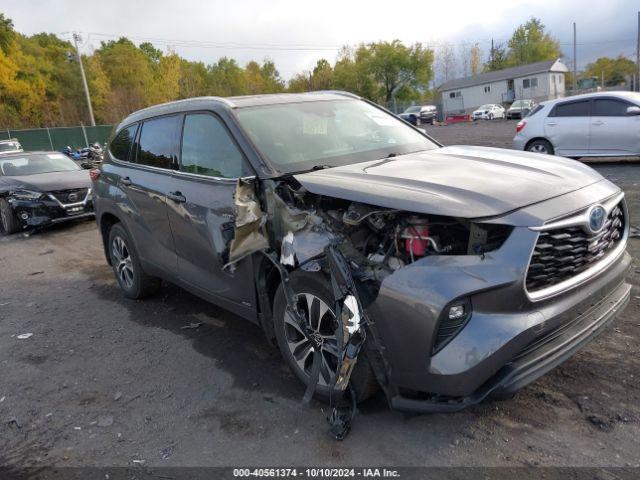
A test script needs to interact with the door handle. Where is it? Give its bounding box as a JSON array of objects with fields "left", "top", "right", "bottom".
[
  {"left": 592, "top": 120, "right": 604, "bottom": 126},
  {"left": 120, "top": 177, "right": 132, "bottom": 186},
  {"left": 546, "top": 122, "right": 557, "bottom": 126},
  {"left": 167, "top": 191, "right": 186, "bottom": 203}
]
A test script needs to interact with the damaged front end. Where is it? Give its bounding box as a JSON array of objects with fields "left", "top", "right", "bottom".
[
  {"left": 3, "top": 188, "right": 95, "bottom": 232},
  {"left": 226, "top": 174, "right": 514, "bottom": 439}
]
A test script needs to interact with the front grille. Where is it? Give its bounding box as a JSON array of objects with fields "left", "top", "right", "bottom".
[
  {"left": 526, "top": 202, "right": 625, "bottom": 293},
  {"left": 50, "top": 188, "right": 88, "bottom": 204}
]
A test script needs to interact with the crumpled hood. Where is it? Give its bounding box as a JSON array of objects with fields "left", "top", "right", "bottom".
[
  {"left": 294, "top": 145, "right": 604, "bottom": 219},
  {"left": 0, "top": 170, "right": 91, "bottom": 192}
]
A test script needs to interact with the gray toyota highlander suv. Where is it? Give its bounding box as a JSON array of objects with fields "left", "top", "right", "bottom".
[{"left": 93, "top": 92, "right": 631, "bottom": 422}]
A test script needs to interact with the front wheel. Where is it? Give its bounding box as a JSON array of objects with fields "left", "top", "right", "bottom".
[
  {"left": 526, "top": 139, "right": 554, "bottom": 155},
  {"left": 273, "top": 270, "right": 379, "bottom": 403},
  {"left": 0, "top": 198, "right": 20, "bottom": 235}
]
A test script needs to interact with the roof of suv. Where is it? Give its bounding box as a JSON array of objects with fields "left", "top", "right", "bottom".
[{"left": 119, "top": 91, "right": 361, "bottom": 127}]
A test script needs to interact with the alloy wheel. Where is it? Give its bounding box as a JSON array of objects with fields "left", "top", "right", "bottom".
[
  {"left": 284, "top": 293, "right": 339, "bottom": 387},
  {"left": 530, "top": 144, "right": 548, "bottom": 154},
  {"left": 111, "top": 236, "right": 135, "bottom": 289}
]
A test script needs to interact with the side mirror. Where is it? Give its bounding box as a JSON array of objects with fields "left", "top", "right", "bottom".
[{"left": 626, "top": 106, "right": 640, "bottom": 116}]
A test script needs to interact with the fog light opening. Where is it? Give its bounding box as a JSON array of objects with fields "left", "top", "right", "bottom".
[
  {"left": 20, "top": 212, "right": 29, "bottom": 220},
  {"left": 448, "top": 304, "right": 466, "bottom": 320}
]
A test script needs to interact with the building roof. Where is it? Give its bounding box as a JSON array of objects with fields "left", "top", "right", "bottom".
[{"left": 439, "top": 59, "right": 567, "bottom": 92}]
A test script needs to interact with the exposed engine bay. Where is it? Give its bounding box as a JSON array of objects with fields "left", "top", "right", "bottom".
[{"left": 227, "top": 176, "right": 513, "bottom": 439}]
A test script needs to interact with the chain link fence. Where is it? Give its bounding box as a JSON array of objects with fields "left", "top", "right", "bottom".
[{"left": 1, "top": 125, "right": 113, "bottom": 152}]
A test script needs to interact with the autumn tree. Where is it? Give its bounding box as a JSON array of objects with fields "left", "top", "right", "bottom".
[
  {"left": 469, "top": 44, "right": 482, "bottom": 76},
  {"left": 584, "top": 56, "right": 637, "bottom": 86},
  {"left": 507, "top": 18, "right": 561, "bottom": 66},
  {"left": 363, "top": 40, "right": 433, "bottom": 103}
]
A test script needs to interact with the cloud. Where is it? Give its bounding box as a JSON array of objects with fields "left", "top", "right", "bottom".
[{"left": 2, "top": 0, "right": 637, "bottom": 78}]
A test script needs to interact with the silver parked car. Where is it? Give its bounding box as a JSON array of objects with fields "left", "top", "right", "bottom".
[
  {"left": 506, "top": 99, "right": 535, "bottom": 119},
  {"left": 513, "top": 92, "right": 640, "bottom": 158}
]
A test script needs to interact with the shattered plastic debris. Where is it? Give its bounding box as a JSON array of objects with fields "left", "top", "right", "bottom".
[
  {"left": 161, "top": 446, "right": 174, "bottom": 460},
  {"left": 343, "top": 295, "right": 361, "bottom": 334},
  {"left": 280, "top": 231, "right": 296, "bottom": 266},
  {"left": 113, "top": 391, "right": 122, "bottom": 401},
  {"left": 227, "top": 179, "right": 269, "bottom": 264},
  {"left": 16, "top": 333, "right": 33, "bottom": 339},
  {"left": 180, "top": 322, "right": 202, "bottom": 330}
]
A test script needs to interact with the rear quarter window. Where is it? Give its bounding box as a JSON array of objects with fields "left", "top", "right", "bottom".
[
  {"left": 525, "top": 105, "right": 544, "bottom": 117},
  {"left": 110, "top": 124, "right": 138, "bottom": 161}
]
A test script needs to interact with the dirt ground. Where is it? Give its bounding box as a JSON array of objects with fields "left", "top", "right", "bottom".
[{"left": 1, "top": 123, "right": 640, "bottom": 469}]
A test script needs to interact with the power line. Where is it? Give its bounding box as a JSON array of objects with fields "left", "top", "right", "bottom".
[{"left": 75, "top": 31, "right": 638, "bottom": 52}]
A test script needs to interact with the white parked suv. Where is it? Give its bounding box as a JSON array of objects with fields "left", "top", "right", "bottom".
[
  {"left": 472, "top": 104, "right": 505, "bottom": 120},
  {"left": 513, "top": 91, "right": 640, "bottom": 158}
]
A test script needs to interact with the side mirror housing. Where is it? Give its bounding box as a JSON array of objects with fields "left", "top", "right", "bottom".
[{"left": 626, "top": 106, "right": 640, "bottom": 116}]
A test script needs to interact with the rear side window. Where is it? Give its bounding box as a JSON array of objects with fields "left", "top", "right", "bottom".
[
  {"left": 136, "top": 115, "right": 180, "bottom": 169},
  {"left": 526, "top": 105, "right": 544, "bottom": 117},
  {"left": 551, "top": 100, "right": 590, "bottom": 117},
  {"left": 110, "top": 124, "right": 137, "bottom": 161},
  {"left": 180, "top": 113, "right": 247, "bottom": 178},
  {"left": 593, "top": 99, "right": 630, "bottom": 116}
]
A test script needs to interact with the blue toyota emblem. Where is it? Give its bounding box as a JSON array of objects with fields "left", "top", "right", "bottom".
[{"left": 588, "top": 205, "right": 606, "bottom": 233}]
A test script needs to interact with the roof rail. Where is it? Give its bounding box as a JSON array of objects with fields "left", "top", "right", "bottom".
[{"left": 310, "top": 90, "right": 361, "bottom": 99}]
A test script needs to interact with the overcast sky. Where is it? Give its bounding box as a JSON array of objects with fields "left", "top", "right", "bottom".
[{"left": 3, "top": 0, "right": 638, "bottom": 80}]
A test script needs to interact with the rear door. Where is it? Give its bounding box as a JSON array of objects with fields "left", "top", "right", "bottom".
[
  {"left": 544, "top": 99, "right": 591, "bottom": 156},
  {"left": 166, "top": 111, "right": 256, "bottom": 309},
  {"left": 589, "top": 98, "right": 640, "bottom": 155},
  {"left": 119, "top": 115, "right": 181, "bottom": 275}
]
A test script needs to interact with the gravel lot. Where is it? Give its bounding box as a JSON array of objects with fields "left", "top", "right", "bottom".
[{"left": 1, "top": 123, "right": 639, "bottom": 469}]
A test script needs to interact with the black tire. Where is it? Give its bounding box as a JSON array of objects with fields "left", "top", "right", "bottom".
[
  {"left": 107, "top": 223, "right": 160, "bottom": 299},
  {"left": 569, "top": 156, "right": 582, "bottom": 160},
  {"left": 0, "top": 198, "right": 20, "bottom": 235},
  {"left": 488, "top": 113, "right": 494, "bottom": 120},
  {"left": 526, "top": 139, "right": 554, "bottom": 155},
  {"left": 273, "top": 270, "right": 379, "bottom": 403}
]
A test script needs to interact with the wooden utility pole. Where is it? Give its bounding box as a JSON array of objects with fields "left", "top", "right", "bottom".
[
  {"left": 636, "top": 11, "right": 639, "bottom": 91},
  {"left": 573, "top": 23, "right": 577, "bottom": 92}
]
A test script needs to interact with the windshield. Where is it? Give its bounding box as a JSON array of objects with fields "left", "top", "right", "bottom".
[
  {"left": 512, "top": 100, "right": 528, "bottom": 108},
  {"left": 235, "top": 99, "right": 438, "bottom": 174},
  {"left": 403, "top": 106, "right": 420, "bottom": 114},
  {"left": 0, "top": 153, "right": 81, "bottom": 176},
  {"left": 0, "top": 142, "right": 20, "bottom": 152},
  {"left": 479, "top": 104, "right": 493, "bottom": 110}
]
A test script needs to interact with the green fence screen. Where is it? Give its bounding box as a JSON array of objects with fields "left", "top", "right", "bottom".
[{"left": 1, "top": 125, "right": 114, "bottom": 152}]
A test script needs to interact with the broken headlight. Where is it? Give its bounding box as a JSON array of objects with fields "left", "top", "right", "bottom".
[{"left": 11, "top": 189, "right": 43, "bottom": 201}]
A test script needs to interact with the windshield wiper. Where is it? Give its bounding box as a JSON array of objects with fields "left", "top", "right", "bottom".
[{"left": 310, "top": 164, "right": 333, "bottom": 171}]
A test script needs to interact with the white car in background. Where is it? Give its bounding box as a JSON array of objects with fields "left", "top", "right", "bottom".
[
  {"left": 513, "top": 91, "right": 640, "bottom": 158},
  {"left": 472, "top": 104, "right": 505, "bottom": 120}
]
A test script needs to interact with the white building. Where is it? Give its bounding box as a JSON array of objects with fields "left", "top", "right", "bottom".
[{"left": 439, "top": 59, "right": 569, "bottom": 115}]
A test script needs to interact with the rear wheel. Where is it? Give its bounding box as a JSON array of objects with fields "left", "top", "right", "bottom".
[
  {"left": 0, "top": 198, "right": 20, "bottom": 235},
  {"left": 273, "top": 270, "right": 379, "bottom": 403},
  {"left": 108, "top": 223, "right": 160, "bottom": 299},
  {"left": 526, "top": 139, "right": 554, "bottom": 155}
]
